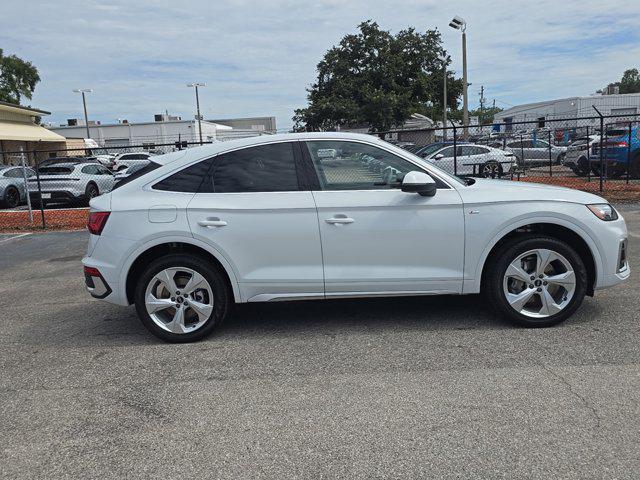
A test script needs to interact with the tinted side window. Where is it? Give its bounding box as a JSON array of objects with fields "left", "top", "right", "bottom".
[
  {"left": 305, "top": 140, "right": 447, "bottom": 190},
  {"left": 153, "top": 158, "right": 214, "bottom": 192},
  {"left": 81, "top": 165, "right": 98, "bottom": 174},
  {"left": 438, "top": 146, "right": 455, "bottom": 158},
  {"left": 209, "top": 143, "right": 299, "bottom": 193}
]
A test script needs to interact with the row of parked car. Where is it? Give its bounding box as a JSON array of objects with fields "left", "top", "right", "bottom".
[
  {"left": 411, "top": 126, "right": 640, "bottom": 179},
  {"left": 0, "top": 151, "right": 155, "bottom": 209}
]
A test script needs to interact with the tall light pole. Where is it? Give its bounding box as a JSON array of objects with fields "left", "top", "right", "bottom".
[
  {"left": 187, "top": 83, "right": 206, "bottom": 144},
  {"left": 438, "top": 54, "right": 449, "bottom": 141},
  {"left": 449, "top": 16, "right": 468, "bottom": 139},
  {"left": 73, "top": 88, "right": 93, "bottom": 139}
]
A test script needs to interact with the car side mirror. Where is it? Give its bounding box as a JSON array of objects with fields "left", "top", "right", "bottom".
[
  {"left": 434, "top": 153, "right": 444, "bottom": 160},
  {"left": 401, "top": 171, "right": 437, "bottom": 197}
]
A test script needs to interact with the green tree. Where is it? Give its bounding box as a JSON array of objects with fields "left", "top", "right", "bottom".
[
  {"left": 293, "top": 21, "right": 463, "bottom": 132},
  {"left": 469, "top": 105, "right": 503, "bottom": 125},
  {"left": 619, "top": 68, "right": 640, "bottom": 94},
  {"left": 0, "top": 48, "right": 40, "bottom": 104}
]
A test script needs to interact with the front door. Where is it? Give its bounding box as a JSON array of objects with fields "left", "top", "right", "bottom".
[
  {"left": 303, "top": 140, "right": 465, "bottom": 297},
  {"left": 186, "top": 141, "right": 324, "bottom": 302}
]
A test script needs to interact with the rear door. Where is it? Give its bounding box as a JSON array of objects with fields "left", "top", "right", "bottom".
[{"left": 185, "top": 141, "right": 324, "bottom": 302}]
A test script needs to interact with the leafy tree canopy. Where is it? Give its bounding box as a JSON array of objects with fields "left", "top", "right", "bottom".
[
  {"left": 619, "top": 68, "right": 640, "bottom": 94},
  {"left": 0, "top": 48, "right": 40, "bottom": 104},
  {"left": 293, "top": 21, "right": 463, "bottom": 132}
]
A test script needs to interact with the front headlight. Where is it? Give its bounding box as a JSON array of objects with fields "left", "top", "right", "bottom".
[{"left": 587, "top": 204, "right": 618, "bottom": 221}]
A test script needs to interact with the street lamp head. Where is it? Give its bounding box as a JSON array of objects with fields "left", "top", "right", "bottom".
[
  {"left": 187, "top": 83, "right": 206, "bottom": 88},
  {"left": 73, "top": 88, "right": 93, "bottom": 93},
  {"left": 449, "top": 15, "right": 466, "bottom": 31}
]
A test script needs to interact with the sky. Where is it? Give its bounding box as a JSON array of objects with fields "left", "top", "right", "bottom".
[{"left": 2, "top": 0, "right": 640, "bottom": 131}]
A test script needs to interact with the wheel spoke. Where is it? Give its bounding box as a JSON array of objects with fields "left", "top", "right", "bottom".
[
  {"left": 506, "top": 288, "right": 536, "bottom": 312},
  {"left": 183, "top": 271, "right": 207, "bottom": 295},
  {"left": 536, "top": 249, "right": 556, "bottom": 276},
  {"left": 506, "top": 262, "right": 531, "bottom": 284},
  {"left": 546, "top": 271, "right": 575, "bottom": 288},
  {"left": 146, "top": 294, "right": 174, "bottom": 314},
  {"left": 188, "top": 300, "right": 213, "bottom": 322},
  {"left": 166, "top": 306, "right": 186, "bottom": 334},
  {"left": 539, "top": 289, "right": 562, "bottom": 316},
  {"left": 155, "top": 269, "right": 178, "bottom": 296}
]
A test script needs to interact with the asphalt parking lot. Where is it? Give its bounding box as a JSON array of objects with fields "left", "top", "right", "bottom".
[{"left": 1, "top": 205, "right": 640, "bottom": 479}]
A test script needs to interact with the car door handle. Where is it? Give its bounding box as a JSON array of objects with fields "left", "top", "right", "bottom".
[
  {"left": 198, "top": 218, "right": 227, "bottom": 228},
  {"left": 325, "top": 216, "right": 354, "bottom": 225}
]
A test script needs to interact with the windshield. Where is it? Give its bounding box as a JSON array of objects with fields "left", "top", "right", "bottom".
[{"left": 417, "top": 143, "right": 445, "bottom": 157}]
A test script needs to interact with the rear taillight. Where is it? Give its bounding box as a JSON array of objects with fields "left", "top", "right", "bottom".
[
  {"left": 605, "top": 141, "right": 628, "bottom": 148},
  {"left": 87, "top": 211, "right": 110, "bottom": 235}
]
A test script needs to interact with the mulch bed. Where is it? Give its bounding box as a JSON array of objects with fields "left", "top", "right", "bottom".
[
  {"left": 0, "top": 208, "right": 90, "bottom": 232},
  {"left": 514, "top": 176, "right": 640, "bottom": 203}
]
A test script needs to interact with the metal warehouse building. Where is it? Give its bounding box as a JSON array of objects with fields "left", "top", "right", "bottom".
[{"left": 493, "top": 92, "right": 640, "bottom": 132}]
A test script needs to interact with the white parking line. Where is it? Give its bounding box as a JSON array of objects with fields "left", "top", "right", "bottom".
[{"left": 0, "top": 233, "right": 31, "bottom": 244}]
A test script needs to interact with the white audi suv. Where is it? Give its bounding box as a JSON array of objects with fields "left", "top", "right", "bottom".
[{"left": 82, "top": 132, "right": 629, "bottom": 342}]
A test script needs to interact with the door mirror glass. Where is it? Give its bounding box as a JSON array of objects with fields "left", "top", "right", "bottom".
[{"left": 401, "top": 171, "right": 437, "bottom": 197}]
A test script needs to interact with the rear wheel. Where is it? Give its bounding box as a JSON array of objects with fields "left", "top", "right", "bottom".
[
  {"left": 134, "top": 254, "right": 230, "bottom": 342},
  {"left": 3, "top": 186, "right": 20, "bottom": 208},
  {"left": 85, "top": 183, "right": 99, "bottom": 205},
  {"left": 480, "top": 161, "right": 502, "bottom": 179},
  {"left": 485, "top": 236, "right": 587, "bottom": 328}
]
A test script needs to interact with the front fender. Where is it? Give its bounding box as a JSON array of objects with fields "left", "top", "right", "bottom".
[{"left": 463, "top": 209, "right": 603, "bottom": 294}]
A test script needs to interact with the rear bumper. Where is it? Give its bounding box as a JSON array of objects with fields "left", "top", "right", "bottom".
[
  {"left": 29, "top": 190, "right": 84, "bottom": 202},
  {"left": 84, "top": 266, "right": 113, "bottom": 299}
]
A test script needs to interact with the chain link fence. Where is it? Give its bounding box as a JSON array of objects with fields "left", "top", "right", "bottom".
[
  {"left": 0, "top": 140, "right": 215, "bottom": 231},
  {"left": 2, "top": 114, "right": 640, "bottom": 231},
  {"left": 379, "top": 113, "right": 640, "bottom": 200}
]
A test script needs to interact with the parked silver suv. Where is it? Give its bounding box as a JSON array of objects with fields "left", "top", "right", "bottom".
[
  {"left": 0, "top": 165, "right": 35, "bottom": 208},
  {"left": 504, "top": 138, "right": 567, "bottom": 166},
  {"left": 29, "top": 162, "right": 115, "bottom": 206}
]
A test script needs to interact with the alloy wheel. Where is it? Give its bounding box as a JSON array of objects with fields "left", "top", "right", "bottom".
[
  {"left": 502, "top": 249, "right": 576, "bottom": 318},
  {"left": 145, "top": 267, "right": 214, "bottom": 334}
]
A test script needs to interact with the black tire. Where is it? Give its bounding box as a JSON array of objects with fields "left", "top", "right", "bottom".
[
  {"left": 576, "top": 156, "right": 590, "bottom": 176},
  {"left": 85, "top": 183, "right": 99, "bottom": 204},
  {"left": 629, "top": 154, "right": 640, "bottom": 179},
  {"left": 134, "top": 253, "right": 230, "bottom": 342},
  {"left": 3, "top": 186, "right": 20, "bottom": 208},
  {"left": 484, "top": 235, "right": 588, "bottom": 328},
  {"left": 592, "top": 163, "right": 624, "bottom": 179},
  {"left": 480, "top": 161, "right": 503, "bottom": 179}
]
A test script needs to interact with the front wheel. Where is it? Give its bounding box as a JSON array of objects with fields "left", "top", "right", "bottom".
[
  {"left": 134, "top": 254, "right": 230, "bottom": 342},
  {"left": 485, "top": 236, "right": 588, "bottom": 327}
]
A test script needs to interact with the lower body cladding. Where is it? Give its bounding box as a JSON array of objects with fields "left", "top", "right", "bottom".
[{"left": 29, "top": 189, "right": 85, "bottom": 204}]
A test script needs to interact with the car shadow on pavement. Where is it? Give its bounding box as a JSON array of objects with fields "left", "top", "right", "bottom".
[{"left": 49, "top": 292, "right": 602, "bottom": 347}]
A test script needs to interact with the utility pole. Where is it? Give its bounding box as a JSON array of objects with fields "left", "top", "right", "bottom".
[
  {"left": 187, "top": 83, "right": 206, "bottom": 144},
  {"left": 439, "top": 54, "right": 448, "bottom": 141},
  {"left": 479, "top": 85, "right": 485, "bottom": 126},
  {"left": 73, "top": 89, "right": 93, "bottom": 139},
  {"left": 449, "top": 16, "right": 469, "bottom": 139}
]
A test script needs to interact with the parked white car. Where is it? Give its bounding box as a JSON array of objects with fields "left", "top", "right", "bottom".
[
  {"left": 83, "top": 133, "right": 629, "bottom": 342},
  {"left": 416, "top": 142, "right": 515, "bottom": 177},
  {"left": 29, "top": 162, "right": 115, "bottom": 206},
  {"left": 111, "top": 152, "right": 154, "bottom": 171}
]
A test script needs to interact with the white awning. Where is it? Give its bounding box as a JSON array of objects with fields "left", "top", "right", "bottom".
[{"left": 0, "top": 121, "right": 66, "bottom": 142}]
